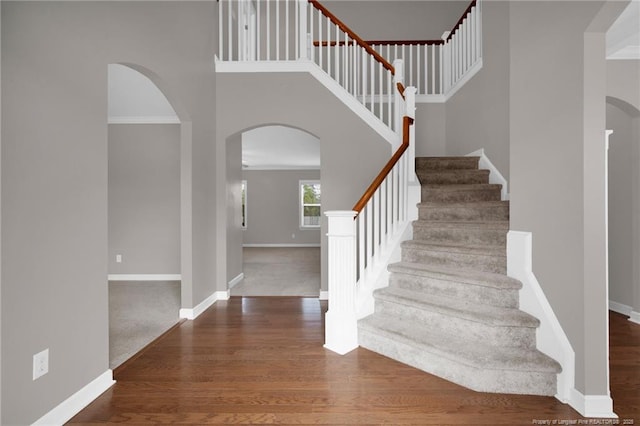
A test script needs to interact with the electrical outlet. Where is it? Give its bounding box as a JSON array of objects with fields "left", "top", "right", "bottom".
[
  {"left": 33, "top": 348, "right": 49, "bottom": 381},
  {"left": 292, "top": 233, "right": 296, "bottom": 239},
  {"left": 116, "top": 254, "right": 122, "bottom": 263}
]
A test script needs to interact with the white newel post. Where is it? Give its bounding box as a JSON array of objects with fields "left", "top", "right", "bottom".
[
  {"left": 324, "top": 210, "right": 359, "bottom": 355},
  {"left": 393, "top": 59, "right": 404, "bottom": 142},
  {"left": 405, "top": 86, "right": 417, "bottom": 181},
  {"left": 298, "top": 0, "right": 308, "bottom": 60}
]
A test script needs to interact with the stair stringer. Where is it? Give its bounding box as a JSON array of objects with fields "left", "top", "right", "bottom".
[
  {"left": 355, "top": 180, "right": 421, "bottom": 320},
  {"left": 507, "top": 230, "right": 575, "bottom": 404},
  {"left": 215, "top": 58, "right": 400, "bottom": 149}
]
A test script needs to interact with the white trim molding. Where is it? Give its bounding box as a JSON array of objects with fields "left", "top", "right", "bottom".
[
  {"left": 466, "top": 148, "right": 509, "bottom": 200},
  {"left": 228, "top": 273, "right": 244, "bottom": 289},
  {"left": 568, "top": 388, "right": 617, "bottom": 419},
  {"left": 179, "top": 290, "right": 230, "bottom": 320},
  {"left": 507, "top": 231, "right": 574, "bottom": 404},
  {"left": 108, "top": 274, "right": 181, "bottom": 281},
  {"left": 609, "top": 300, "right": 632, "bottom": 316},
  {"left": 319, "top": 290, "right": 329, "bottom": 300},
  {"left": 32, "top": 370, "right": 115, "bottom": 425},
  {"left": 630, "top": 311, "right": 640, "bottom": 325},
  {"left": 242, "top": 243, "right": 320, "bottom": 248}
]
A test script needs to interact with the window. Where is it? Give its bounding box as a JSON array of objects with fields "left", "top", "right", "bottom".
[
  {"left": 241, "top": 180, "right": 247, "bottom": 229},
  {"left": 300, "top": 181, "right": 321, "bottom": 228}
]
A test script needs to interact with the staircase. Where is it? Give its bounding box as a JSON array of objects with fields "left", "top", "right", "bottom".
[{"left": 358, "top": 156, "right": 562, "bottom": 396}]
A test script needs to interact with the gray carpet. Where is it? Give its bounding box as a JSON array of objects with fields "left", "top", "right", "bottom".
[
  {"left": 231, "top": 247, "right": 321, "bottom": 297},
  {"left": 109, "top": 281, "right": 181, "bottom": 369}
]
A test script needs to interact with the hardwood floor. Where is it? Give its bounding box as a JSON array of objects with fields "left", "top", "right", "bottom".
[{"left": 69, "top": 298, "right": 639, "bottom": 425}]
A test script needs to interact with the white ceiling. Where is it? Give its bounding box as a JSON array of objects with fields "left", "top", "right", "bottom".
[
  {"left": 242, "top": 126, "right": 320, "bottom": 170},
  {"left": 607, "top": 1, "right": 640, "bottom": 60}
]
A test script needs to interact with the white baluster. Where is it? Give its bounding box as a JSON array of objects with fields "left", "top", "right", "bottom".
[
  {"left": 431, "top": 44, "right": 436, "bottom": 94},
  {"left": 358, "top": 211, "right": 365, "bottom": 280},
  {"left": 324, "top": 210, "right": 358, "bottom": 355},
  {"left": 405, "top": 86, "right": 417, "bottom": 181},
  {"left": 275, "top": 0, "right": 280, "bottom": 60},
  {"left": 318, "top": 8, "right": 322, "bottom": 68},
  {"left": 258, "top": 0, "right": 262, "bottom": 60},
  {"left": 366, "top": 199, "right": 374, "bottom": 264},
  {"left": 380, "top": 179, "right": 387, "bottom": 245},
  {"left": 297, "top": 0, "right": 307, "bottom": 60},
  {"left": 227, "top": 0, "right": 232, "bottom": 60},
  {"left": 285, "top": 0, "right": 290, "bottom": 60},
  {"left": 373, "top": 189, "right": 380, "bottom": 257},
  {"left": 334, "top": 24, "right": 340, "bottom": 83},
  {"left": 393, "top": 59, "right": 404, "bottom": 138},
  {"left": 218, "top": 0, "right": 223, "bottom": 59}
]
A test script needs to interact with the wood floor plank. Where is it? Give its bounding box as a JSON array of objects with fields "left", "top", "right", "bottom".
[{"left": 68, "top": 299, "right": 639, "bottom": 425}]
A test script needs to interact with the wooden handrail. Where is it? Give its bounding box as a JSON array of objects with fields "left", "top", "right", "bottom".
[
  {"left": 446, "top": 0, "right": 477, "bottom": 41},
  {"left": 309, "top": 0, "right": 395, "bottom": 75},
  {"left": 397, "top": 82, "right": 406, "bottom": 100},
  {"left": 314, "top": 39, "right": 444, "bottom": 47},
  {"left": 352, "top": 116, "right": 413, "bottom": 214}
]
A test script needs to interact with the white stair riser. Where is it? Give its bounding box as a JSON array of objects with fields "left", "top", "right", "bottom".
[
  {"left": 359, "top": 330, "right": 557, "bottom": 396},
  {"left": 412, "top": 226, "right": 507, "bottom": 246},
  {"left": 374, "top": 299, "right": 537, "bottom": 349},
  {"left": 389, "top": 273, "right": 519, "bottom": 308},
  {"left": 402, "top": 247, "right": 507, "bottom": 274},
  {"left": 422, "top": 188, "right": 502, "bottom": 203},
  {"left": 419, "top": 205, "right": 510, "bottom": 222}
]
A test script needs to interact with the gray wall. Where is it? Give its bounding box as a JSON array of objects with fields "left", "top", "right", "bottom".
[
  {"left": 323, "top": 1, "right": 469, "bottom": 41},
  {"left": 607, "top": 60, "right": 640, "bottom": 112},
  {"left": 509, "top": 0, "right": 618, "bottom": 396},
  {"left": 108, "top": 124, "right": 180, "bottom": 274},
  {"left": 242, "top": 170, "right": 322, "bottom": 246},
  {"left": 1, "top": 2, "right": 216, "bottom": 424},
  {"left": 216, "top": 72, "right": 391, "bottom": 293},
  {"left": 226, "top": 134, "right": 243, "bottom": 284},
  {"left": 607, "top": 102, "right": 638, "bottom": 306},
  {"left": 444, "top": 1, "right": 510, "bottom": 180},
  {"left": 415, "top": 103, "right": 446, "bottom": 157}
]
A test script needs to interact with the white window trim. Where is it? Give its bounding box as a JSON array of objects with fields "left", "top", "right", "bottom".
[
  {"left": 299, "top": 180, "right": 321, "bottom": 229},
  {"left": 241, "top": 180, "right": 247, "bottom": 230}
]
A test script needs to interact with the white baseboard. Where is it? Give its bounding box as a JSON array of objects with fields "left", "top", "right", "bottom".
[
  {"left": 609, "top": 300, "right": 632, "bottom": 316},
  {"left": 32, "top": 370, "right": 115, "bottom": 425},
  {"left": 242, "top": 243, "right": 320, "bottom": 248},
  {"left": 630, "top": 311, "right": 640, "bottom": 325},
  {"left": 466, "top": 148, "right": 509, "bottom": 200},
  {"left": 319, "top": 290, "right": 329, "bottom": 300},
  {"left": 179, "top": 290, "right": 229, "bottom": 320},
  {"left": 568, "top": 388, "right": 617, "bottom": 418},
  {"left": 507, "top": 231, "right": 574, "bottom": 404},
  {"left": 228, "top": 273, "right": 244, "bottom": 289},
  {"left": 108, "top": 274, "right": 181, "bottom": 281}
]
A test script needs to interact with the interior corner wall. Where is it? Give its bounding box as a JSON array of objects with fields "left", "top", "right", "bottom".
[
  {"left": 414, "top": 103, "right": 446, "bottom": 157},
  {"left": 509, "top": 0, "right": 609, "bottom": 396},
  {"left": 1, "top": 2, "right": 216, "bottom": 424},
  {"left": 444, "top": 1, "right": 510, "bottom": 180},
  {"left": 108, "top": 123, "right": 180, "bottom": 275},
  {"left": 226, "top": 134, "right": 243, "bottom": 284},
  {"left": 242, "top": 170, "right": 322, "bottom": 246},
  {"left": 607, "top": 103, "right": 636, "bottom": 307},
  {"left": 607, "top": 60, "right": 640, "bottom": 112}
]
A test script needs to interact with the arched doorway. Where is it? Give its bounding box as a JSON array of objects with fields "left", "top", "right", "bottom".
[
  {"left": 107, "top": 63, "right": 191, "bottom": 368},
  {"left": 225, "top": 124, "right": 322, "bottom": 297}
]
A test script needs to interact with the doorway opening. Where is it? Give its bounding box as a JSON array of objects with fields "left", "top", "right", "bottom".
[{"left": 226, "top": 125, "right": 322, "bottom": 297}]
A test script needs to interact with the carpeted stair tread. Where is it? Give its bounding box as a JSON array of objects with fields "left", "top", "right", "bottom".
[
  {"left": 424, "top": 183, "right": 503, "bottom": 191},
  {"left": 401, "top": 239, "right": 506, "bottom": 256},
  {"left": 417, "top": 201, "right": 510, "bottom": 221},
  {"left": 418, "top": 201, "right": 509, "bottom": 208},
  {"left": 417, "top": 169, "right": 490, "bottom": 185},
  {"left": 373, "top": 286, "right": 539, "bottom": 328},
  {"left": 412, "top": 220, "right": 509, "bottom": 230},
  {"left": 416, "top": 156, "right": 480, "bottom": 170},
  {"left": 388, "top": 262, "right": 522, "bottom": 291},
  {"left": 359, "top": 314, "right": 562, "bottom": 374}
]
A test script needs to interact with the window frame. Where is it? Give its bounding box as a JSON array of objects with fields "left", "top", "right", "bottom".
[
  {"left": 299, "top": 180, "right": 321, "bottom": 229},
  {"left": 241, "top": 179, "right": 247, "bottom": 230}
]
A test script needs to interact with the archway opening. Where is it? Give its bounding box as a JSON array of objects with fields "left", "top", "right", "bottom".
[
  {"left": 107, "top": 63, "right": 186, "bottom": 369},
  {"left": 226, "top": 124, "right": 322, "bottom": 298}
]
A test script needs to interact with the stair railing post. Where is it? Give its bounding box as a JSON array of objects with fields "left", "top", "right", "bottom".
[
  {"left": 298, "top": 0, "right": 308, "bottom": 60},
  {"left": 324, "top": 210, "right": 359, "bottom": 355},
  {"left": 393, "top": 59, "right": 404, "bottom": 146},
  {"left": 405, "top": 86, "right": 417, "bottom": 182}
]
